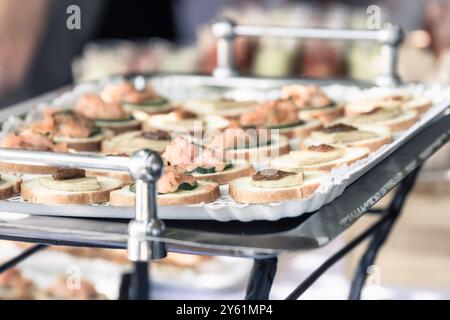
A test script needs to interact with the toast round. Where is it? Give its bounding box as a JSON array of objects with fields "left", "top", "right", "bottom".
[
  {"left": 101, "top": 131, "right": 170, "bottom": 155},
  {"left": 269, "top": 119, "right": 322, "bottom": 139},
  {"left": 229, "top": 171, "right": 327, "bottom": 204},
  {"left": 123, "top": 101, "right": 173, "bottom": 115},
  {"left": 110, "top": 181, "right": 220, "bottom": 207},
  {"left": 183, "top": 99, "right": 258, "bottom": 119},
  {"left": 270, "top": 147, "right": 370, "bottom": 172},
  {"left": 53, "top": 132, "right": 109, "bottom": 152},
  {"left": 224, "top": 134, "right": 290, "bottom": 164},
  {"left": 21, "top": 176, "right": 123, "bottom": 205},
  {"left": 86, "top": 169, "right": 134, "bottom": 184},
  {"left": 298, "top": 104, "right": 345, "bottom": 125},
  {"left": 191, "top": 164, "right": 254, "bottom": 185},
  {"left": 95, "top": 119, "right": 142, "bottom": 135},
  {"left": 402, "top": 97, "right": 432, "bottom": 114},
  {"left": 0, "top": 161, "right": 59, "bottom": 174},
  {"left": 301, "top": 125, "right": 392, "bottom": 153},
  {"left": 140, "top": 113, "right": 230, "bottom": 134},
  {"left": 345, "top": 97, "right": 432, "bottom": 116},
  {"left": 301, "top": 134, "right": 392, "bottom": 153},
  {"left": 339, "top": 110, "right": 419, "bottom": 132},
  {"left": 0, "top": 174, "right": 22, "bottom": 200}
]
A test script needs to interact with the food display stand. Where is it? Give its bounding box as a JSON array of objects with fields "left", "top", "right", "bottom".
[{"left": 1, "top": 21, "right": 449, "bottom": 300}]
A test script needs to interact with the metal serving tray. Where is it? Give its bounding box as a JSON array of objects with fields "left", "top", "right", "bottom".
[
  {"left": 0, "top": 110, "right": 449, "bottom": 257},
  {"left": 0, "top": 74, "right": 448, "bottom": 222}
]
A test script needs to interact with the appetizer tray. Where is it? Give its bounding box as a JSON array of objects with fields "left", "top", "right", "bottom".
[{"left": 0, "top": 75, "right": 449, "bottom": 222}]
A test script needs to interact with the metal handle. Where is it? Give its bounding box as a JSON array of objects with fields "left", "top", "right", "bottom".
[
  {"left": 128, "top": 149, "right": 166, "bottom": 262},
  {"left": 212, "top": 19, "right": 404, "bottom": 87},
  {"left": 0, "top": 147, "right": 167, "bottom": 262}
]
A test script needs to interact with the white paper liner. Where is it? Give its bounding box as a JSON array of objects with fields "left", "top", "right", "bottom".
[{"left": 1, "top": 78, "right": 449, "bottom": 222}]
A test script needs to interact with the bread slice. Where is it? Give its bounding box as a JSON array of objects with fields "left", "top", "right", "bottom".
[
  {"left": 53, "top": 131, "right": 111, "bottom": 152},
  {"left": 123, "top": 99, "right": 173, "bottom": 115},
  {"left": 270, "top": 147, "right": 370, "bottom": 172},
  {"left": 21, "top": 176, "right": 123, "bottom": 205},
  {"left": 346, "top": 96, "right": 432, "bottom": 116},
  {"left": 298, "top": 104, "right": 345, "bottom": 125},
  {"left": 402, "top": 97, "right": 432, "bottom": 114},
  {"left": 268, "top": 119, "right": 322, "bottom": 139},
  {"left": 101, "top": 131, "right": 170, "bottom": 155},
  {"left": 339, "top": 110, "right": 419, "bottom": 132},
  {"left": 95, "top": 118, "right": 142, "bottom": 135},
  {"left": 224, "top": 134, "right": 290, "bottom": 164},
  {"left": 86, "top": 169, "right": 134, "bottom": 184},
  {"left": 110, "top": 181, "right": 220, "bottom": 207},
  {"left": 301, "top": 125, "right": 392, "bottom": 153},
  {"left": 0, "top": 161, "right": 59, "bottom": 174},
  {"left": 139, "top": 112, "right": 230, "bottom": 133},
  {"left": 191, "top": 164, "right": 254, "bottom": 185},
  {"left": 183, "top": 99, "right": 258, "bottom": 119},
  {"left": 0, "top": 174, "right": 22, "bottom": 200},
  {"left": 229, "top": 171, "right": 327, "bottom": 204}
]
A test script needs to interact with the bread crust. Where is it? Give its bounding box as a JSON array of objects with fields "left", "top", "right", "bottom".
[
  {"left": 193, "top": 165, "right": 254, "bottom": 185},
  {"left": 301, "top": 135, "right": 392, "bottom": 153},
  {"left": 277, "top": 121, "right": 322, "bottom": 139},
  {"left": 21, "top": 177, "right": 122, "bottom": 205},
  {"left": 229, "top": 183, "right": 303, "bottom": 203},
  {"left": 225, "top": 135, "right": 290, "bottom": 164},
  {"left": 228, "top": 174, "right": 324, "bottom": 204},
  {"left": 0, "top": 161, "right": 59, "bottom": 174},
  {"left": 96, "top": 120, "right": 142, "bottom": 135},
  {"left": 299, "top": 104, "right": 345, "bottom": 125},
  {"left": 86, "top": 170, "right": 134, "bottom": 184},
  {"left": 110, "top": 181, "right": 220, "bottom": 207}
]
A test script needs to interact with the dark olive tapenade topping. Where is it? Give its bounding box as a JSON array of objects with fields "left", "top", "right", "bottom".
[
  {"left": 252, "top": 169, "right": 296, "bottom": 181},
  {"left": 307, "top": 144, "right": 336, "bottom": 152},
  {"left": 141, "top": 130, "right": 171, "bottom": 141},
  {"left": 52, "top": 168, "right": 86, "bottom": 181},
  {"left": 363, "top": 107, "right": 384, "bottom": 115},
  {"left": 322, "top": 123, "right": 357, "bottom": 133}
]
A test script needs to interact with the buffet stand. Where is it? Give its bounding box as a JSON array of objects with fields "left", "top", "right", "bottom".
[{"left": 0, "top": 21, "right": 449, "bottom": 300}]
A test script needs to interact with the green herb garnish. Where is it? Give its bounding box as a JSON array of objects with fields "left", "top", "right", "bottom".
[
  {"left": 95, "top": 115, "right": 134, "bottom": 123},
  {"left": 89, "top": 127, "right": 101, "bottom": 137}
]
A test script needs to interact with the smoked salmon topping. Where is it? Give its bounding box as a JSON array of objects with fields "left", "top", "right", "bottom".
[
  {"left": 240, "top": 99, "right": 299, "bottom": 127},
  {"left": 0, "top": 128, "right": 67, "bottom": 152},
  {"left": 162, "top": 137, "right": 226, "bottom": 172},
  {"left": 281, "top": 84, "right": 331, "bottom": 108},
  {"left": 101, "top": 82, "right": 157, "bottom": 104},
  {"left": 32, "top": 109, "right": 95, "bottom": 138},
  {"left": 75, "top": 93, "right": 127, "bottom": 120},
  {"left": 156, "top": 166, "right": 197, "bottom": 194}
]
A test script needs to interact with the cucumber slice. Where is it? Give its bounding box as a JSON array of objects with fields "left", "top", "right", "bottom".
[
  {"left": 133, "top": 97, "right": 169, "bottom": 107},
  {"left": 192, "top": 163, "right": 233, "bottom": 174},
  {"left": 177, "top": 182, "right": 198, "bottom": 191}
]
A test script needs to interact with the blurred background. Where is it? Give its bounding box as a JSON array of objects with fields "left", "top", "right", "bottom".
[
  {"left": 2, "top": 0, "right": 450, "bottom": 108},
  {"left": 1, "top": 0, "right": 450, "bottom": 300}
]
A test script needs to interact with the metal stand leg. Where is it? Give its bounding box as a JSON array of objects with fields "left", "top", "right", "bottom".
[
  {"left": 0, "top": 244, "right": 48, "bottom": 274},
  {"left": 118, "top": 272, "right": 131, "bottom": 300},
  {"left": 348, "top": 168, "right": 420, "bottom": 300},
  {"left": 245, "top": 257, "right": 278, "bottom": 300},
  {"left": 129, "top": 262, "right": 150, "bottom": 300}
]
